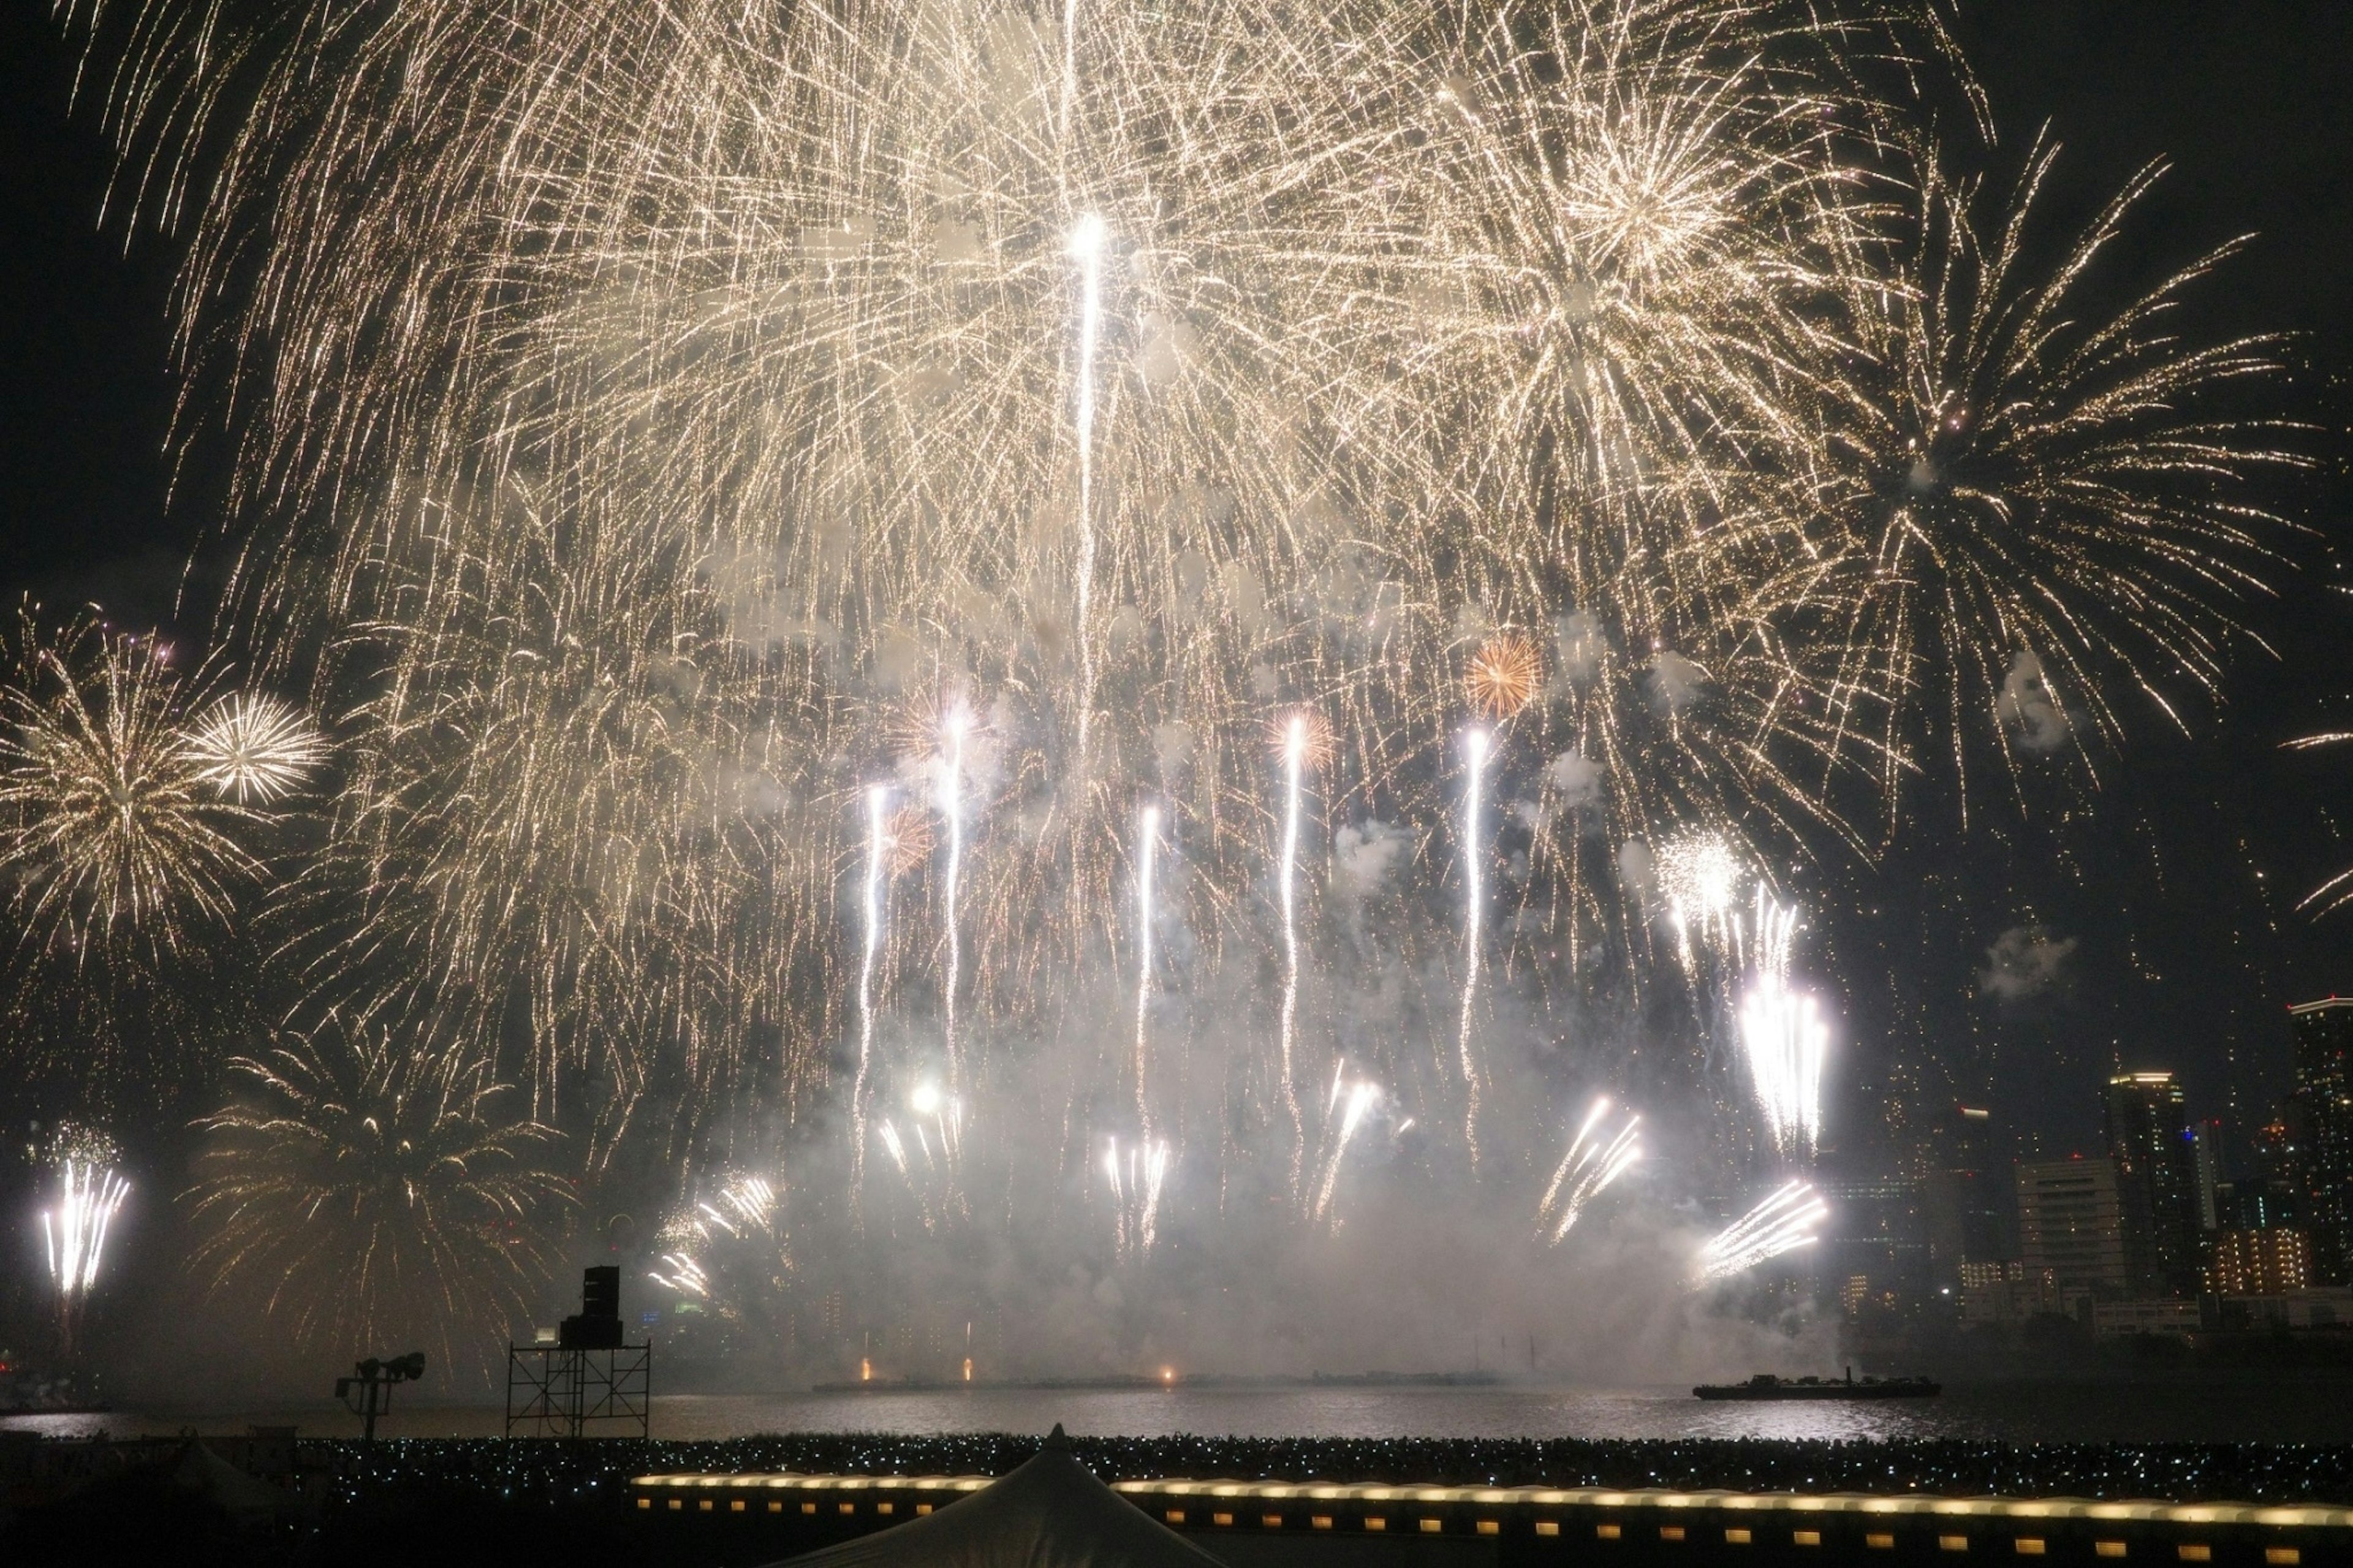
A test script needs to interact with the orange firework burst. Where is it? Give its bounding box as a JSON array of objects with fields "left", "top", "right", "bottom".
[
  {"left": 886, "top": 805, "right": 935, "bottom": 876},
  {"left": 1465, "top": 635, "right": 1542, "bottom": 720},
  {"left": 1265, "top": 708, "right": 1337, "bottom": 772}
]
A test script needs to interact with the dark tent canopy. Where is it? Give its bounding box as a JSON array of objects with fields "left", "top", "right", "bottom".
[{"left": 770, "top": 1426, "right": 1227, "bottom": 1568}]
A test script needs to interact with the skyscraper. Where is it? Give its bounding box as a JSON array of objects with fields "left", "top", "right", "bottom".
[
  {"left": 2105, "top": 1072, "right": 2201, "bottom": 1295},
  {"left": 2017, "top": 1158, "right": 2133, "bottom": 1293},
  {"left": 2288, "top": 999, "right": 2353, "bottom": 1285},
  {"left": 1922, "top": 1104, "right": 2017, "bottom": 1289}
]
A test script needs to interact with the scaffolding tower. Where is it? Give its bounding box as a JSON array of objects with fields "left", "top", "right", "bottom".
[{"left": 504, "top": 1342, "right": 653, "bottom": 1439}]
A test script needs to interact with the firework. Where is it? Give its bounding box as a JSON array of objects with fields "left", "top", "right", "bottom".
[
  {"left": 1457, "top": 727, "right": 1491, "bottom": 1164},
  {"left": 40, "top": 1123, "right": 129, "bottom": 1360},
  {"left": 1536, "top": 1098, "right": 1642, "bottom": 1244},
  {"left": 1656, "top": 827, "right": 1749, "bottom": 968},
  {"left": 185, "top": 1023, "right": 572, "bottom": 1367},
  {"left": 1308, "top": 1064, "right": 1384, "bottom": 1228},
  {"left": 877, "top": 1081, "right": 967, "bottom": 1232},
  {"left": 1465, "top": 635, "right": 1542, "bottom": 722},
  {"left": 1104, "top": 1135, "right": 1170, "bottom": 1260},
  {"left": 181, "top": 694, "right": 327, "bottom": 803},
  {"left": 1276, "top": 716, "right": 1309, "bottom": 1195},
  {"left": 851, "top": 786, "right": 890, "bottom": 1212},
  {"left": 0, "top": 611, "right": 267, "bottom": 956},
  {"left": 1133, "top": 805, "right": 1159, "bottom": 1145},
  {"left": 1697, "top": 1180, "right": 1827, "bottom": 1281},
  {"left": 1737, "top": 893, "right": 1827, "bottom": 1165},
  {"left": 55, "top": 0, "right": 2294, "bottom": 1230},
  {"left": 938, "top": 706, "right": 969, "bottom": 1092},
  {"left": 886, "top": 803, "right": 936, "bottom": 877},
  {"left": 1814, "top": 137, "right": 2295, "bottom": 807}
]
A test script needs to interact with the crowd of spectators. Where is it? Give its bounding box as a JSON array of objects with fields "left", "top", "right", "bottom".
[{"left": 319, "top": 1431, "right": 2353, "bottom": 1509}]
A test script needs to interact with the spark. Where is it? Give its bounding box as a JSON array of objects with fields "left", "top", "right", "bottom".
[
  {"left": 1699, "top": 1180, "right": 1827, "bottom": 1281},
  {"left": 1536, "top": 1097, "right": 1642, "bottom": 1244}
]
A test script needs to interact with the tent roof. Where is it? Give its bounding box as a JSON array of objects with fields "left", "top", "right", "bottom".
[
  {"left": 771, "top": 1426, "right": 1227, "bottom": 1568},
  {"left": 168, "top": 1436, "right": 295, "bottom": 1518}
]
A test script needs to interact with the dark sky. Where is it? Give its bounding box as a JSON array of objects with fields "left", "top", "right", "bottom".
[{"left": 2, "top": 0, "right": 2349, "bottom": 1170}]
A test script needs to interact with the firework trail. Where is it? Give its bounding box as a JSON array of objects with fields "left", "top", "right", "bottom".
[
  {"left": 1277, "top": 715, "right": 1308, "bottom": 1195},
  {"left": 1308, "top": 1063, "right": 1382, "bottom": 1227},
  {"left": 939, "top": 706, "right": 969, "bottom": 1094},
  {"left": 1698, "top": 1180, "right": 1827, "bottom": 1281},
  {"left": 1069, "top": 213, "right": 1107, "bottom": 764},
  {"left": 1457, "top": 727, "right": 1491, "bottom": 1165},
  {"left": 1536, "top": 1097, "right": 1642, "bottom": 1244},
  {"left": 1133, "top": 805, "right": 1159, "bottom": 1143},
  {"left": 1737, "top": 890, "right": 1825, "bottom": 1163},
  {"left": 878, "top": 1081, "right": 967, "bottom": 1230},
  {"left": 852, "top": 786, "right": 890, "bottom": 1211},
  {"left": 1105, "top": 1135, "right": 1170, "bottom": 1259},
  {"left": 40, "top": 1125, "right": 129, "bottom": 1360}
]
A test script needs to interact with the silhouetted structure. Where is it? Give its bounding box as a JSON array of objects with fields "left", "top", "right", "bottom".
[
  {"left": 507, "top": 1267, "right": 650, "bottom": 1437},
  {"left": 2105, "top": 1072, "right": 2200, "bottom": 1293},
  {"left": 335, "top": 1351, "right": 424, "bottom": 1442},
  {"left": 2289, "top": 998, "right": 2353, "bottom": 1284}
]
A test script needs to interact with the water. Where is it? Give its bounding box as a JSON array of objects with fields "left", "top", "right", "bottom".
[{"left": 7, "top": 1377, "right": 2347, "bottom": 1446}]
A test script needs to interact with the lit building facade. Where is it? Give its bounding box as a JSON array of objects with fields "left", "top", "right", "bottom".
[{"left": 2205, "top": 1227, "right": 2311, "bottom": 1295}]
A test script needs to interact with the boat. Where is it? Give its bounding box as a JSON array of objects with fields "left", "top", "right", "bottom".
[{"left": 1694, "top": 1368, "right": 1940, "bottom": 1401}]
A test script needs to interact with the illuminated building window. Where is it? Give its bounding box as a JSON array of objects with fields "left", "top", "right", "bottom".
[
  {"left": 1597, "top": 1523, "right": 1623, "bottom": 1540},
  {"left": 1537, "top": 1521, "right": 1561, "bottom": 1537},
  {"left": 1941, "top": 1536, "right": 1968, "bottom": 1551},
  {"left": 1311, "top": 1516, "right": 1334, "bottom": 1530},
  {"left": 1213, "top": 1513, "right": 1234, "bottom": 1527},
  {"left": 1365, "top": 1517, "right": 1387, "bottom": 1532},
  {"left": 2015, "top": 1539, "right": 2044, "bottom": 1555},
  {"left": 1479, "top": 1520, "right": 1502, "bottom": 1536},
  {"left": 2179, "top": 1548, "right": 2212, "bottom": 1563},
  {"left": 1868, "top": 1534, "right": 1897, "bottom": 1550},
  {"left": 1165, "top": 1511, "right": 1185, "bottom": 1524},
  {"left": 1420, "top": 1519, "right": 1444, "bottom": 1534},
  {"left": 1262, "top": 1515, "right": 1283, "bottom": 1529},
  {"left": 1661, "top": 1526, "right": 1687, "bottom": 1542},
  {"left": 2265, "top": 1550, "right": 2300, "bottom": 1566},
  {"left": 1726, "top": 1528, "right": 1752, "bottom": 1544},
  {"left": 2097, "top": 1546, "right": 2128, "bottom": 1559},
  {"left": 1795, "top": 1531, "right": 1823, "bottom": 1547}
]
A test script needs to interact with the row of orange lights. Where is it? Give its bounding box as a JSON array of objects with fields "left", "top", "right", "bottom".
[{"left": 631, "top": 1491, "right": 2300, "bottom": 1561}]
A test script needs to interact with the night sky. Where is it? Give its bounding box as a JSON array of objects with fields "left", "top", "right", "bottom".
[{"left": 2, "top": 0, "right": 2350, "bottom": 1173}]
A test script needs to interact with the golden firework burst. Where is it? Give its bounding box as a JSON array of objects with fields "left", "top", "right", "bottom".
[
  {"left": 1265, "top": 708, "right": 1337, "bottom": 773},
  {"left": 1465, "top": 635, "right": 1543, "bottom": 720}
]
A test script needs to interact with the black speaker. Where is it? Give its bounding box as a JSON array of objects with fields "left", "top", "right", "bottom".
[
  {"left": 581, "top": 1265, "right": 620, "bottom": 1320},
  {"left": 559, "top": 1312, "right": 624, "bottom": 1349}
]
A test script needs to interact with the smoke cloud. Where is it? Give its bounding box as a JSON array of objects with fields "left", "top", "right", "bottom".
[{"left": 1977, "top": 923, "right": 2078, "bottom": 1001}]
